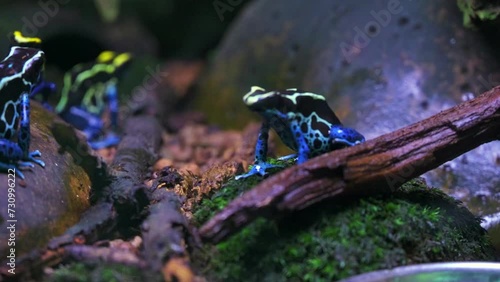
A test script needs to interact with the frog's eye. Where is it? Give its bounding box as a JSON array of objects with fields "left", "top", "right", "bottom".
[
  {"left": 243, "top": 86, "right": 269, "bottom": 105},
  {"left": 113, "top": 53, "right": 132, "bottom": 67},
  {"left": 96, "top": 51, "right": 116, "bottom": 63},
  {"left": 10, "top": 31, "right": 42, "bottom": 47},
  {"left": 250, "top": 86, "right": 266, "bottom": 93}
]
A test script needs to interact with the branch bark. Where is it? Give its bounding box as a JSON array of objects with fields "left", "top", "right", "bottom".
[{"left": 199, "top": 86, "right": 500, "bottom": 244}]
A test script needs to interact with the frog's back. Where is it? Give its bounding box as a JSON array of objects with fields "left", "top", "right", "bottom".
[
  {"left": 279, "top": 89, "right": 341, "bottom": 125},
  {"left": 0, "top": 47, "right": 44, "bottom": 101},
  {"left": 0, "top": 47, "right": 44, "bottom": 139}
]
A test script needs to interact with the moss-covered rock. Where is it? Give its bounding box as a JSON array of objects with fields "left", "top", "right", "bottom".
[
  {"left": 0, "top": 102, "right": 92, "bottom": 258},
  {"left": 193, "top": 177, "right": 495, "bottom": 281}
]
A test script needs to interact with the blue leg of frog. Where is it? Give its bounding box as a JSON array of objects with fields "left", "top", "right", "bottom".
[
  {"left": 18, "top": 93, "right": 45, "bottom": 168},
  {"left": 0, "top": 141, "right": 27, "bottom": 179},
  {"left": 289, "top": 119, "right": 311, "bottom": 164},
  {"left": 60, "top": 106, "right": 120, "bottom": 150},
  {"left": 30, "top": 80, "right": 56, "bottom": 110},
  {"left": 235, "top": 121, "right": 285, "bottom": 180},
  {"left": 99, "top": 83, "right": 121, "bottom": 148},
  {"left": 89, "top": 84, "right": 121, "bottom": 149},
  {"left": 0, "top": 94, "right": 45, "bottom": 179},
  {"left": 106, "top": 84, "right": 119, "bottom": 131}
]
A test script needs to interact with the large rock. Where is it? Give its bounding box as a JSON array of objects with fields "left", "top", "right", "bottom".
[
  {"left": 0, "top": 102, "right": 92, "bottom": 257},
  {"left": 194, "top": 178, "right": 495, "bottom": 281},
  {"left": 195, "top": 0, "right": 500, "bottom": 211}
]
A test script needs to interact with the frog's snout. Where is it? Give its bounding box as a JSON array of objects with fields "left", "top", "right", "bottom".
[{"left": 330, "top": 125, "right": 365, "bottom": 147}]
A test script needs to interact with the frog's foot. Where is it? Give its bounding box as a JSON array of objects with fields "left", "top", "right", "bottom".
[
  {"left": 89, "top": 132, "right": 121, "bottom": 149},
  {"left": 277, "top": 154, "right": 297, "bottom": 161},
  {"left": 24, "top": 150, "right": 45, "bottom": 167},
  {"left": 0, "top": 162, "right": 27, "bottom": 180},
  {"left": 235, "top": 162, "right": 284, "bottom": 180},
  {"left": 41, "top": 102, "right": 53, "bottom": 111}
]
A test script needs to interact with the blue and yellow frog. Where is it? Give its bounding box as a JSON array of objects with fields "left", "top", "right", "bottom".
[
  {"left": 236, "top": 86, "right": 366, "bottom": 179},
  {"left": 54, "top": 51, "right": 132, "bottom": 149},
  {"left": 9, "top": 31, "right": 56, "bottom": 109},
  {"left": 0, "top": 33, "right": 47, "bottom": 179}
]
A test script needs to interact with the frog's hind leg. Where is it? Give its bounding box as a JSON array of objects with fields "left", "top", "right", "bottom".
[
  {"left": 0, "top": 138, "right": 28, "bottom": 179},
  {"left": 60, "top": 106, "right": 104, "bottom": 140},
  {"left": 31, "top": 81, "right": 56, "bottom": 110},
  {"left": 60, "top": 106, "right": 119, "bottom": 149},
  {"left": 18, "top": 93, "right": 45, "bottom": 167}
]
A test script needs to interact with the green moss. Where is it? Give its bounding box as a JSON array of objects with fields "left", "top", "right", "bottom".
[
  {"left": 192, "top": 158, "right": 295, "bottom": 225},
  {"left": 47, "top": 262, "right": 160, "bottom": 282},
  {"left": 197, "top": 178, "right": 494, "bottom": 281}
]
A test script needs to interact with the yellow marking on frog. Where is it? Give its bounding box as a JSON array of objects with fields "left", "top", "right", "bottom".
[
  {"left": 243, "top": 86, "right": 325, "bottom": 105},
  {"left": 96, "top": 51, "right": 116, "bottom": 63},
  {"left": 12, "top": 31, "right": 42, "bottom": 44},
  {"left": 113, "top": 53, "right": 132, "bottom": 67},
  {"left": 55, "top": 64, "right": 117, "bottom": 113},
  {"left": 82, "top": 82, "right": 107, "bottom": 114}
]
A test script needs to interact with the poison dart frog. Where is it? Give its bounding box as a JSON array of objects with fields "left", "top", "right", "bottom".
[
  {"left": 236, "top": 86, "right": 365, "bottom": 179},
  {"left": 54, "top": 51, "right": 132, "bottom": 149},
  {"left": 0, "top": 37, "right": 47, "bottom": 179},
  {"left": 9, "top": 31, "right": 56, "bottom": 109}
]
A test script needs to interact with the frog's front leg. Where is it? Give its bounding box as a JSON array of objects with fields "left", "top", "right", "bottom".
[
  {"left": 18, "top": 93, "right": 45, "bottom": 168},
  {"left": 289, "top": 119, "right": 310, "bottom": 164},
  {"left": 235, "top": 121, "right": 284, "bottom": 180},
  {"left": 105, "top": 83, "right": 119, "bottom": 131},
  {"left": 31, "top": 80, "right": 56, "bottom": 110}
]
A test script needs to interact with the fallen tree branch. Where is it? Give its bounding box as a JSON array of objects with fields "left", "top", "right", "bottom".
[
  {"left": 200, "top": 86, "right": 500, "bottom": 244},
  {"left": 47, "top": 115, "right": 163, "bottom": 250},
  {"left": 142, "top": 188, "right": 199, "bottom": 281}
]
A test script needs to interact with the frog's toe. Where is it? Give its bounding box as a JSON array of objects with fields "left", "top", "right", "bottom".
[
  {"left": 235, "top": 162, "right": 283, "bottom": 180},
  {"left": 277, "top": 154, "right": 297, "bottom": 161},
  {"left": 0, "top": 162, "right": 25, "bottom": 179},
  {"left": 42, "top": 103, "right": 53, "bottom": 111},
  {"left": 16, "top": 169, "right": 26, "bottom": 180},
  {"left": 89, "top": 134, "right": 121, "bottom": 149},
  {"left": 33, "top": 159, "right": 45, "bottom": 167},
  {"left": 235, "top": 169, "right": 258, "bottom": 180},
  {"left": 28, "top": 150, "right": 45, "bottom": 167},
  {"left": 30, "top": 150, "right": 42, "bottom": 157},
  {"left": 17, "top": 161, "right": 35, "bottom": 168}
]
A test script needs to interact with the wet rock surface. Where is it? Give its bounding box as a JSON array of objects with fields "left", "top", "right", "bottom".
[
  {"left": 195, "top": 0, "right": 500, "bottom": 214},
  {"left": 0, "top": 102, "right": 91, "bottom": 257}
]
